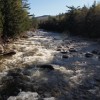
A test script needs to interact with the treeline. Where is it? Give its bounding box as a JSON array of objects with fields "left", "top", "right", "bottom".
[
  {"left": 39, "top": 1, "right": 100, "bottom": 38},
  {"left": 0, "top": 0, "right": 38, "bottom": 41}
]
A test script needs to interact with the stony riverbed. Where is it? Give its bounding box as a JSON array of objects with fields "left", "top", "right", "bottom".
[{"left": 0, "top": 30, "right": 100, "bottom": 100}]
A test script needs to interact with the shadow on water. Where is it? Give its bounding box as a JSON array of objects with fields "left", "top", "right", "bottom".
[
  {"left": 0, "top": 62, "right": 100, "bottom": 100},
  {"left": 0, "top": 66, "right": 68, "bottom": 99}
]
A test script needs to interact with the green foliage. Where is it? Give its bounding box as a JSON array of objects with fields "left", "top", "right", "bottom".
[
  {"left": 0, "top": 0, "right": 22, "bottom": 38},
  {"left": 0, "top": 0, "right": 37, "bottom": 40},
  {"left": 39, "top": 14, "right": 66, "bottom": 32},
  {"left": 39, "top": 1, "right": 100, "bottom": 38}
]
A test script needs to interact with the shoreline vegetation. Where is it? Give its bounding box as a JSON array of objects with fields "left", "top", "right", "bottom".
[
  {"left": 0, "top": 1, "right": 100, "bottom": 45},
  {"left": 39, "top": 1, "right": 100, "bottom": 38},
  {"left": 0, "top": 0, "right": 38, "bottom": 42}
]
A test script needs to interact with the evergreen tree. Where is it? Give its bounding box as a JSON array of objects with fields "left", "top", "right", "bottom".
[{"left": 0, "top": 0, "right": 31, "bottom": 40}]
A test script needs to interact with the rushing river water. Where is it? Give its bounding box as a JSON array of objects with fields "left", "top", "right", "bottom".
[{"left": 0, "top": 30, "right": 100, "bottom": 100}]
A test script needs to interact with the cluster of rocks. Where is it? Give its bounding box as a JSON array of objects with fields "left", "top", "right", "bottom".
[
  {"left": 57, "top": 46, "right": 78, "bottom": 59},
  {"left": 57, "top": 45, "right": 77, "bottom": 52},
  {"left": 57, "top": 45, "right": 100, "bottom": 61}
]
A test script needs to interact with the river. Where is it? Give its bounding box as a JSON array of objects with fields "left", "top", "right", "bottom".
[{"left": 0, "top": 30, "right": 100, "bottom": 100}]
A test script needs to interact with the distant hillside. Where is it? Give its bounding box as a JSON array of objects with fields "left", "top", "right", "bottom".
[{"left": 36, "top": 15, "right": 50, "bottom": 20}]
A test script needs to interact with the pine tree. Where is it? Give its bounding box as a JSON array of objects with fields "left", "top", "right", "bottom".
[{"left": 0, "top": 0, "right": 31, "bottom": 40}]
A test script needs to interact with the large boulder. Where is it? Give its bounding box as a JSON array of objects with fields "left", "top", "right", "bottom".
[{"left": 57, "top": 48, "right": 61, "bottom": 51}]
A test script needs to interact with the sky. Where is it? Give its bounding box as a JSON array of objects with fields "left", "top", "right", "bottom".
[{"left": 28, "top": 0, "right": 100, "bottom": 17}]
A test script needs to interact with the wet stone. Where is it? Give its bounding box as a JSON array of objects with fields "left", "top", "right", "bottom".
[
  {"left": 69, "top": 48, "right": 77, "bottom": 52},
  {"left": 60, "top": 51, "right": 68, "bottom": 54},
  {"left": 62, "top": 55, "right": 69, "bottom": 59},
  {"left": 57, "top": 46, "right": 63, "bottom": 51},
  {"left": 3, "top": 50, "right": 16, "bottom": 57},
  {"left": 57, "top": 48, "right": 61, "bottom": 51},
  {"left": 85, "top": 52, "right": 93, "bottom": 58},
  {"left": 37, "top": 64, "right": 54, "bottom": 70},
  {"left": 92, "top": 50, "right": 100, "bottom": 55}
]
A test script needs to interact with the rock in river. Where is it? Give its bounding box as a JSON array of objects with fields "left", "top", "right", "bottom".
[
  {"left": 3, "top": 50, "right": 16, "bottom": 56},
  {"left": 85, "top": 52, "right": 93, "bottom": 58},
  {"left": 92, "top": 50, "right": 100, "bottom": 55},
  {"left": 37, "top": 64, "right": 54, "bottom": 70},
  {"left": 69, "top": 48, "right": 77, "bottom": 52},
  {"left": 60, "top": 51, "right": 68, "bottom": 54},
  {"left": 62, "top": 55, "right": 69, "bottom": 59}
]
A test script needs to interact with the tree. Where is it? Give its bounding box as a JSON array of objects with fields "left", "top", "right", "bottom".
[{"left": 0, "top": 0, "right": 31, "bottom": 40}]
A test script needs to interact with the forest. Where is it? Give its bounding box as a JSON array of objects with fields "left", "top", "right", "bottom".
[
  {"left": 0, "top": 0, "right": 38, "bottom": 42},
  {"left": 0, "top": 1, "right": 100, "bottom": 40},
  {"left": 39, "top": 1, "right": 100, "bottom": 38}
]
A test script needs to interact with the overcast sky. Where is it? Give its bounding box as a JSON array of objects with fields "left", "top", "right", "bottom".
[{"left": 28, "top": 0, "right": 100, "bottom": 16}]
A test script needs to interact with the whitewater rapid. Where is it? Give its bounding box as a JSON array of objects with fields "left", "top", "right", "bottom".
[{"left": 0, "top": 30, "right": 100, "bottom": 100}]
